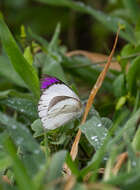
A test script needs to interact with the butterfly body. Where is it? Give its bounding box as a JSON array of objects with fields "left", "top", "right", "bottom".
[{"left": 38, "top": 76, "right": 82, "bottom": 130}]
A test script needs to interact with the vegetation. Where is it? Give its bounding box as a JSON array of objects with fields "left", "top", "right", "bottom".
[{"left": 0, "top": 0, "right": 140, "bottom": 189}]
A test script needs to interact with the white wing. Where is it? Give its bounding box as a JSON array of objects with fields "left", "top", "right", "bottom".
[{"left": 38, "top": 84, "right": 82, "bottom": 130}]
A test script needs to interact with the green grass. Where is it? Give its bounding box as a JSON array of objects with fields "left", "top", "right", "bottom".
[{"left": 0, "top": 1, "right": 140, "bottom": 189}]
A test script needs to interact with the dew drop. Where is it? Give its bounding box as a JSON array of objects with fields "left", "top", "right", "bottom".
[
  {"left": 9, "top": 100, "right": 14, "bottom": 104},
  {"left": 91, "top": 136, "right": 98, "bottom": 142},
  {"left": 101, "top": 137, "right": 105, "bottom": 141},
  {"left": 132, "top": 161, "right": 136, "bottom": 166},
  {"left": 16, "top": 137, "right": 24, "bottom": 145},
  {"left": 12, "top": 125, "right": 17, "bottom": 129},
  {"left": 77, "top": 1, "right": 85, "bottom": 7},
  {"left": 97, "top": 123, "right": 102, "bottom": 127},
  {"left": 34, "top": 149, "right": 40, "bottom": 154},
  {"left": 107, "top": 17, "right": 111, "bottom": 21},
  {"left": 103, "top": 157, "right": 108, "bottom": 161},
  {"left": 82, "top": 128, "right": 86, "bottom": 133}
]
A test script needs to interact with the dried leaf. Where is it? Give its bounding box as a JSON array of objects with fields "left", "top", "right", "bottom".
[{"left": 66, "top": 50, "right": 121, "bottom": 71}]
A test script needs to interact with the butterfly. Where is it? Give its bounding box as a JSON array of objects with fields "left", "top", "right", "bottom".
[{"left": 38, "top": 75, "right": 83, "bottom": 130}]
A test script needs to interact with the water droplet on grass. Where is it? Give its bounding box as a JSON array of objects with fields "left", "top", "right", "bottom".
[
  {"left": 91, "top": 136, "right": 98, "bottom": 142},
  {"left": 107, "top": 17, "right": 111, "bottom": 21},
  {"left": 103, "top": 157, "right": 108, "bottom": 161},
  {"left": 132, "top": 161, "right": 136, "bottom": 166},
  {"left": 77, "top": 2, "right": 85, "bottom": 7},
  {"left": 34, "top": 149, "right": 40, "bottom": 154},
  {"left": 16, "top": 137, "right": 24, "bottom": 145},
  {"left": 97, "top": 123, "right": 102, "bottom": 127},
  {"left": 12, "top": 125, "right": 17, "bottom": 129}
]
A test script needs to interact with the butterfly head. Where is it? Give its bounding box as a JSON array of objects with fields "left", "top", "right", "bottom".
[{"left": 41, "top": 75, "right": 61, "bottom": 90}]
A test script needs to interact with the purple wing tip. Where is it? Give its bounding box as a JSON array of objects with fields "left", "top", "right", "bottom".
[{"left": 41, "top": 76, "right": 60, "bottom": 89}]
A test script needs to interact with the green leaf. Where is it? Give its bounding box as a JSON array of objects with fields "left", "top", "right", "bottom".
[
  {"left": 127, "top": 56, "right": 140, "bottom": 94},
  {"left": 0, "top": 155, "right": 11, "bottom": 171},
  {"left": 135, "top": 20, "right": 140, "bottom": 44},
  {"left": 107, "top": 169, "right": 140, "bottom": 187},
  {"left": 123, "top": 0, "right": 140, "bottom": 23},
  {"left": 121, "top": 44, "right": 134, "bottom": 57},
  {"left": 113, "top": 74, "right": 125, "bottom": 97},
  {"left": 42, "top": 24, "right": 66, "bottom": 82},
  {"left": 0, "top": 56, "right": 26, "bottom": 87},
  {"left": 0, "top": 182, "right": 17, "bottom": 190},
  {"left": 42, "top": 53, "right": 66, "bottom": 82},
  {"left": 101, "top": 117, "right": 113, "bottom": 130},
  {"left": 0, "top": 89, "right": 34, "bottom": 100},
  {"left": 3, "top": 137, "right": 36, "bottom": 190},
  {"left": 80, "top": 137, "right": 109, "bottom": 179},
  {"left": 0, "top": 97, "right": 38, "bottom": 120},
  {"left": 23, "top": 46, "right": 33, "bottom": 65},
  {"left": 79, "top": 115, "right": 110, "bottom": 150},
  {"left": 0, "top": 132, "right": 11, "bottom": 171},
  {"left": 65, "top": 153, "right": 80, "bottom": 177},
  {"left": 109, "top": 108, "right": 140, "bottom": 146},
  {"left": 0, "top": 15, "right": 40, "bottom": 99},
  {"left": 49, "top": 22, "right": 61, "bottom": 51},
  {"left": 80, "top": 110, "right": 129, "bottom": 179},
  {"left": 73, "top": 183, "right": 86, "bottom": 190},
  {"left": 30, "top": 24, "right": 66, "bottom": 83},
  {"left": 0, "top": 90, "right": 13, "bottom": 99},
  {"left": 28, "top": 28, "right": 49, "bottom": 51},
  {"left": 46, "top": 150, "right": 66, "bottom": 182},
  {"left": 0, "top": 112, "right": 45, "bottom": 177},
  {"left": 132, "top": 127, "right": 140, "bottom": 152},
  {"left": 132, "top": 90, "right": 140, "bottom": 115},
  {"left": 62, "top": 55, "right": 114, "bottom": 92},
  {"left": 116, "top": 96, "right": 127, "bottom": 110},
  {"left": 31, "top": 119, "right": 44, "bottom": 137},
  {"left": 36, "top": 0, "right": 136, "bottom": 43}
]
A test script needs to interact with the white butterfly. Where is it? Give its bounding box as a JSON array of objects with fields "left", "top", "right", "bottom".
[{"left": 38, "top": 75, "right": 82, "bottom": 130}]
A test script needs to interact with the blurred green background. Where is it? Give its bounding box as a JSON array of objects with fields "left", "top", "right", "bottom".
[{"left": 1, "top": 0, "right": 138, "bottom": 53}]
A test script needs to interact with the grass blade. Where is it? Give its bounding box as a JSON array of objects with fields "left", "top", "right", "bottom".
[
  {"left": 4, "top": 137, "right": 36, "bottom": 190},
  {"left": 0, "top": 112, "right": 45, "bottom": 177},
  {"left": 0, "top": 14, "right": 40, "bottom": 100}
]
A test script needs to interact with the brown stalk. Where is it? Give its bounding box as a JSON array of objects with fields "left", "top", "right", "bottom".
[
  {"left": 112, "top": 151, "right": 140, "bottom": 175},
  {"left": 64, "top": 28, "right": 120, "bottom": 175},
  {"left": 112, "top": 152, "right": 128, "bottom": 175},
  {"left": 63, "top": 175, "right": 76, "bottom": 190},
  {"left": 2, "top": 175, "right": 11, "bottom": 184}
]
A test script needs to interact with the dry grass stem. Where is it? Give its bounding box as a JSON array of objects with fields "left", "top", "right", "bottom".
[
  {"left": 63, "top": 175, "right": 76, "bottom": 190},
  {"left": 112, "top": 152, "right": 128, "bottom": 175},
  {"left": 2, "top": 175, "right": 11, "bottom": 185},
  {"left": 112, "top": 151, "right": 140, "bottom": 175},
  {"left": 64, "top": 28, "right": 120, "bottom": 175}
]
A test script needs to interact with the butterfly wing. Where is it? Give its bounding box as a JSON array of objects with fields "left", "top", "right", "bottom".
[{"left": 38, "top": 76, "right": 82, "bottom": 130}]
